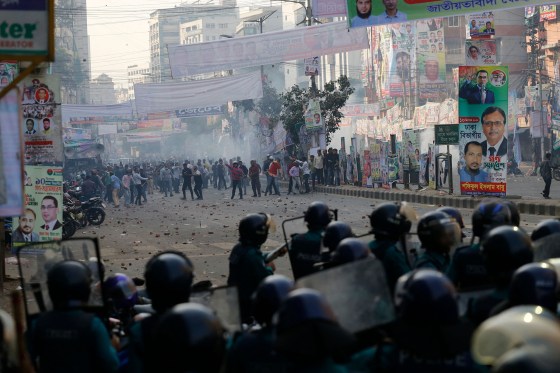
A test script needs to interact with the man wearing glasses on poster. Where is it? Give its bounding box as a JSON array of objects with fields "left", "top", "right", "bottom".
[
  {"left": 480, "top": 106, "right": 507, "bottom": 158},
  {"left": 40, "top": 195, "right": 62, "bottom": 231}
]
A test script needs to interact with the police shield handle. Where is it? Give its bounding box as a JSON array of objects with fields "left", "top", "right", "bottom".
[
  {"left": 264, "top": 242, "right": 289, "bottom": 263},
  {"left": 11, "top": 290, "right": 36, "bottom": 373}
]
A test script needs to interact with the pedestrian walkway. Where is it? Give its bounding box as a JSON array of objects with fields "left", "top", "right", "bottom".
[{"left": 281, "top": 174, "right": 559, "bottom": 216}]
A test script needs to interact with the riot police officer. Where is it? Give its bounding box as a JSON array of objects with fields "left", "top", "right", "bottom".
[
  {"left": 531, "top": 218, "right": 560, "bottom": 242},
  {"left": 28, "top": 261, "right": 119, "bottom": 373},
  {"left": 227, "top": 213, "right": 276, "bottom": 323},
  {"left": 467, "top": 226, "right": 534, "bottom": 325},
  {"left": 128, "top": 251, "right": 194, "bottom": 373},
  {"left": 447, "top": 200, "right": 513, "bottom": 291},
  {"left": 415, "top": 211, "right": 462, "bottom": 273},
  {"left": 289, "top": 201, "right": 332, "bottom": 279},
  {"left": 227, "top": 275, "right": 294, "bottom": 372},
  {"left": 367, "top": 202, "right": 415, "bottom": 293},
  {"left": 348, "top": 269, "right": 475, "bottom": 372},
  {"left": 154, "top": 303, "right": 226, "bottom": 373}
]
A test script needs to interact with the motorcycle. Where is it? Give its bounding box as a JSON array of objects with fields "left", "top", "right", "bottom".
[{"left": 64, "top": 193, "right": 106, "bottom": 227}]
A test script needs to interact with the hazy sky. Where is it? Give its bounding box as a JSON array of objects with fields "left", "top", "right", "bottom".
[
  {"left": 87, "top": 0, "right": 182, "bottom": 87},
  {"left": 87, "top": 0, "right": 269, "bottom": 87}
]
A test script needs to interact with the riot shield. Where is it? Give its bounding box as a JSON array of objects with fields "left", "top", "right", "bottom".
[
  {"left": 190, "top": 285, "right": 240, "bottom": 332},
  {"left": 16, "top": 238, "right": 105, "bottom": 320},
  {"left": 534, "top": 232, "right": 560, "bottom": 261},
  {"left": 296, "top": 257, "right": 395, "bottom": 333}
]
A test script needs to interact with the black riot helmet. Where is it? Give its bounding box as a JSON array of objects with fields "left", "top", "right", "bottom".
[
  {"left": 417, "top": 211, "right": 462, "bottom": 253},
  {"left": 144, "top": 251, "right": 194, "bottom": 313},
  {"left": 304, "top": 201, "right": 332, "bottom": 230},
  {"left": 481, "top": 226, "right": 534, "bottom": 287},
  {"left": 472, "top": 200, "right": 513, "bottom": 239},
  {"left": 394, "top": 269, "right": 459, "bottom": 325},
  {"left": 436, "top": 207, "right": 465, "bottom": 229},
  {"left": 369, "top": 202, "right": 414, "bottom": 240},
  {"left": 502, "top": 200, "right": 521, "bottom": 227},
  {"left": 509, "top": 262, "right": 558, "bottom": 313},
  {"left": 330, "top": 238, "right": 371, "bottom": 266},
  {"left": 531, "top": 219, "right": 560, "bottom": 242},
  {"left": 252, "top": 275, "right": 294, "bottom": 326},
  {"left": 322, "top": 221, "right": 354, "bottom": 253},
  {"left": 276, "top": 288, "right": 337, "bottom": 332},
  {"left": 47, "top": 260, "right": 92, "bottom": 309},
  {"left": 239, "top": 213, "right": 271, "bottom": 246},
  {"left": 155, "top": 303, "right": 226, "bottom": 373}
]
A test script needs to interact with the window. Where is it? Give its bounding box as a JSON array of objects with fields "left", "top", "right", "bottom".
[{"left": 448, "top": 16, "right": 459, "bottom": 27}]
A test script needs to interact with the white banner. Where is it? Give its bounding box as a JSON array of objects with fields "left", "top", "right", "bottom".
[
  {"left": 62, "top": 103, "right": 134, "bottom": 124},
  {"left": 133, "top": 72, "right": 263, "bottom": 116},
  {"left": 97, "top": 124, "right": 118, "bottom": 136},
  {"left": 312, "top": 0, "right": 347, "bottom": 17},
  {"left": 168, "top": 21, "right": 369, "bottom": 77}
]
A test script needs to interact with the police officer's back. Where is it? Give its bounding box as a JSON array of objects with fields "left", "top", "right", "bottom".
[
  {"left": 289, "top": 202, "right": 332, "bottom": 280},
  {"left": 415, "top": 211, "right": 461, "bottom": 273},
  {"left": 128, "top": 251, "right": 194, "bottom": 373},
  {"left": 28, "top": 261, "right": 119, "bottom": 373},
  {"left": 227, "top": 213, "right": 275, "bottom": 323},
  {"left": 368, "top": 202, "right": 415, "bottom": 293}
]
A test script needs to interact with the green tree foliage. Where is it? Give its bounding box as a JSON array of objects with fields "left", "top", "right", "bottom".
[{"left": 280, "top": 75, "right": 354, "bottom": 146}]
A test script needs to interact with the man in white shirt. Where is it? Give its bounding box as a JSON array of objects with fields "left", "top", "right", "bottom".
[
  {"left": 13, "top": 209, "right": 40, "bottom": 242},
  {"left": 40, "top": 196, "right": 61, "bottom": 231}
]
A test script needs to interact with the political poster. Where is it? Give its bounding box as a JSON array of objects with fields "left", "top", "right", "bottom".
[
  {"left": 304, "top": 98, "right": 323, "bottom": 131},
  {"left": 465, "top": 40, "right": 497, "bottom": 66},
  {"left": 389, "top": 22, "right": 416, "bottom": 98},
  {"left": 0, "top": 61, "right": 18, "bottom": 87},
  {"left": 12, "top": 166, "right": 63, "bottom": 245},
  {"left": 416, "top": 18, "right": 445, "bottom": 100},
  {"left": 467, "top": 12, "right": 495, "bottom": 39},
  {"left": 458, "top": 65, "right": 508, "bottom": 197},
  {"left": 22, "top": 75, "right": 63, "bottom": 166},
  {"left": 346, "top": 0, "right": 542, "bottom": 28},
  {"left": 304, "top": 57, "right": 320, "bottom": 76},
  {"left": 0, "top": 88, "right": 24, "bottom": 217}
]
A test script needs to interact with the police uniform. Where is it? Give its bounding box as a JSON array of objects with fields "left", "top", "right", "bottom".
[
  {"left": 369, "top": 239, "right": 411, "bottom": 293},
  {"left": 29, "top": 309, "right": 119, "bottom": 373},
  {"left": 414, "top": 251, "right": 450, "bottom": 273},
  {"left": 228, "top": 243, "right": 274, "bottom": 322},
  {"left": 289, "top": 229, "right": 323, "bottom": 280}
]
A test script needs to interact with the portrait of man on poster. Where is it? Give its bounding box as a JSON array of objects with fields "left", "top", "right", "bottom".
[
  {"left": 459, "top": 69, "right": 495, "bottom": 104},
  {"left": 480, "top": 106, "right": 507, "bottom": 158},
  {"left": 459, "top": 141, "right": 489, "bottom": 182}
]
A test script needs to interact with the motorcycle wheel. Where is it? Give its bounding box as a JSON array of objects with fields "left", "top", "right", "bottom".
[
  {"left": 79, "top": 214, "right": 88, "bottom": 228},
  {"left": 554, "top": 168, "right": 560, "bottom": 181},
  {"left": 86, "top": 207, "right": 106, "bottom": 226},
  {"left": 62, "top": 212, "right": 76, "bottom": 239}
]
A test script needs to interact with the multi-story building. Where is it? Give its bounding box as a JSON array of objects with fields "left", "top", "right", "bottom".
[
  {"left": 53, "top": 0, "right": 91, "bottom": 104},
  {"left": 127, "top": 64, "right": 152, "bottom": 101},
  {"left": 90, "top": 74, "right": 116, "bottom": 104}
]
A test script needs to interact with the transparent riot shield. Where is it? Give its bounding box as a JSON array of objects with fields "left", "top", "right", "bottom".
[
  {"left": 16, "top": 238, "right": 105, "bottom": 320},
  {"left": 533, "top": 233, "right": 560, "bottom": 261},
  {"left": 296, "top": 257, "right": 395, "bottom": 333},
  {"left": 190, "top": 285, "right": 240, "bottom": 332}
]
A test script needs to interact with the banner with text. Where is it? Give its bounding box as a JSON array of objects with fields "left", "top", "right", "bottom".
[
  {"left": 458, "top": 65, "right": 508, "bottom": 197},
  {"left": 168, "top": 21, "right": 369, "bottom": 77},
  {"left": 346, "top": 0, "right": 552, "bottom": 28}
]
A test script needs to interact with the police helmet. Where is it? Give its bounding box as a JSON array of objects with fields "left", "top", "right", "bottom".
[
  {"left": 369, "top": 201, "right": 414, "bottom": 239},
  {"left": 493, "top": 345, "right": 560, "bottom": 373},
  {"left": 394, "top": 269, "right": 459, "bottom": 325},
  {"left": 322, "top": 221, "right": 354, "bottom": 253},
  {"left": 304, "top": 201, "right": 332, "bottom": 229},
  {"left": 144, "top": 251, "right": 194, "bottom": 313},
  {"left": 239, "top": 213, "right": 271, "bottom": 246},
  {"left": 276, "top": 288, "right": 336, "bottom": 332},
  {"left": 330, "top": 238, "right": 371, "bottom": 266},
  {"left": 472, "top": 305, "right": 560, "bottom": 367},
  {"left": 417, "top": 211, "right": 462, "bottom": 253},
  {"left": 509, "top": 262, "right": 557, "bottom": 313},
  {"left": 531, "top": 219, "right": 560, "bottom": 242},
  {"left": 155, "top": 303, "right": 225, "bottom": 373},
  {"left": 436, "top": 207, "right": 465, "bottom": 229},
  {"left": 103, "top": 273, "right": 138, "bottom": 309},
  {"left": 47, "top": 260, "right": 92, "bottom": 309},
  {"left": 251, "top": 275, "right": 294, "bottom": 326},
  {"left": 502, "top": 200, "right": 521, "bottom": 227},
  {"left": 472, "top": 200, "right": 513, "bottom": 239},
  {"left": 481, "top": 226, "right": 533, "bottom": 286}
]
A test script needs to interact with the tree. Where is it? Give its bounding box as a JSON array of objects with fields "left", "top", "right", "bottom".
[{"left": 280, "top": 75, "right": 354, "bottom": 149}]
